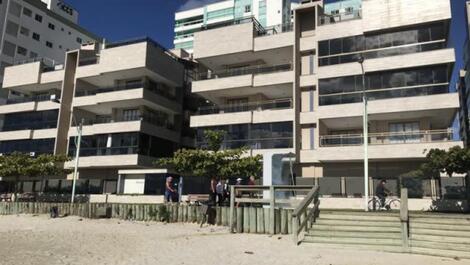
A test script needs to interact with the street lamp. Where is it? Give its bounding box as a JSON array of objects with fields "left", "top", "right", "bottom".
[
  {"left": 358, "top": 55, "right": 369, "bottom": 211},
  {"left": 51, "top": 96, "right": 84, "bottom": 204}
]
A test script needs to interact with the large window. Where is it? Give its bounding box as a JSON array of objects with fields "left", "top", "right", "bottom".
[
  {"left": 2, "top": 110, "right": 58, "bottom": 131},
  {"left": 318, "top": 23, "right": 447, "bottom": 66},
  {"left": 0, "top": 138, "right": 55, "bottom": 155},
  {"left": 319, "top": 65, "right": 450, "bottom": 105},
  {"left": 196, "top": 122, "right": 293, "bottom": 149}
]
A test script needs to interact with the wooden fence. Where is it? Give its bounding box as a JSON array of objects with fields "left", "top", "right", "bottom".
[{"left": 0, "top": 202, "right": 295, "bottom": 235}]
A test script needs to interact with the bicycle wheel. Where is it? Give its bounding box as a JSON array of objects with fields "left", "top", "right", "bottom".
[
  {"left": 387, "top": 199, "right": 400, "bottom": 210},
  {"left": 368, "top": 197, "right": 380, "bottom": 211}
]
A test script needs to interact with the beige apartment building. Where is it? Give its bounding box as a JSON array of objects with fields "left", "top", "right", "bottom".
[
  {"left": 0, "top": 38, "right": 197, "bottom": 195},
  {"left": 189, "top": 0, "right": 464, "bottom": 198}
]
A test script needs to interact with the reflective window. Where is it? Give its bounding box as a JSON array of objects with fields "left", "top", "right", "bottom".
[
  {"left": 0, "top": 138, "right": 55, "bottom": 155},
  {"left": 2, "top": 110, "right": 58, "bottom": 131}
]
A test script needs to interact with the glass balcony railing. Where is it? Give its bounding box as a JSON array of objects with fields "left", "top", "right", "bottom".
[
  {"left": 197, "top": 98, "right": 292, "bottom": 115},
  {"left": 196, "top": 63, "right": 292, "bottom": 80},
  {"left": 319, "top": 84, "right": 450, "bottom": 106},
  {"left": 70, "top": 146, "right": 139, "bottom": 157},
  {"left": 319, "top": 9, "right": 362, "bottom": 26},
  {"left": 75, "top": 82, "right": 176, "bottom": 101},
  {"left": 319, "top": 129, "right": 454, "bottom": 147},
  {"left": 6, "top": 94, "right": 60, "bottom": 105},
  {"left": 197, "top": 137, "right": 293, "bottom": 150},
  {"left": 78, "top": 115, "right": 175, "bottom": 131}
]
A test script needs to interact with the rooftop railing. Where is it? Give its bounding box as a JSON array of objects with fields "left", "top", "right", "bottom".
[
  {"left": 319, "top": 129, "right": 454, "bottom": 147},
  {"left": 197, "top": 98, "right": 292, "bottom": 115},
  {"left": 196, "top": 63, "right": 292, "bottom": 80},
  {"left": 202, "top": 16, "right": 267, "bottom": 35},
  {"left": 319, "top": 9, "right": 362, "bottom": 26}
]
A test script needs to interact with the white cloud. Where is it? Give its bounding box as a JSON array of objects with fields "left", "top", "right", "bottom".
[{"left": 178, "top": 0, "right": 224, "bottom": 11}]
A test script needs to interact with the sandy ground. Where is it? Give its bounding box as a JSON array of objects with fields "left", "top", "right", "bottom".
[{"left": 0, "top": 215, "right": 465, "bottom": 265}]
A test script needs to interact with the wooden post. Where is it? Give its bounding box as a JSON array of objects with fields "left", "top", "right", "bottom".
[
  {"left": 243, "top": 207, "right": 250, "bottom": 233},
  {"left": 249, "top": 207, "right": 257, "bottom": 233},
  {"left": 400, "top": 188, "right": 409, "bottom": 251},
  {"left": 229, "top": 185, "right": 235, "bottom": 232},
  {"left": 256, "top": 207, "right": 264, "bottom": 234},
  {"left": 269, "top": 186, "right": 275, "bottom": 235},
  {"left": 236, "top": 207, "right": 243, "bottom": 233}
]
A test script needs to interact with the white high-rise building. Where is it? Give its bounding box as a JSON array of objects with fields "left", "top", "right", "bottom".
[
  {"left": 174, "top": 0, "right": 294, "bottom": 53},
  {"left": 0, "top": 0, "right": 101, "bottom": 89}
]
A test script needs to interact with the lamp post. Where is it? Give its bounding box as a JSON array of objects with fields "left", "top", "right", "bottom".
[
  {"left": 51, "top": 96, "right": 83, "bottom": 204},
  {"left": 358, "top": 55, "right": 369, "bottom": 211}
]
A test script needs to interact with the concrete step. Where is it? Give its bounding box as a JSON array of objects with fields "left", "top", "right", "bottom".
[
  {"left": 411, "top": 234, "right": 470, "bottom": 244},
  {"left": 321, "top": 210, "right": 399, "bottom": 217},
  {"left": 410, "top": 228, "right": 470, "bottom": 238},
  {"left": 319, "top": 213, "right": 400, "bottom": 222},
  {"left": 302, "top": 241, "right": 405, "bottom": 253},
  {"left": 303, "top": 235, "right": 402, "bottom": 246},
  {"left": 410, "top": 213, "right": 470, "bottom": 219},
  {"left": 410, "top": 222, "right": 470, "bottom": 231},
  {"left": 315, "top": 219, "right": 400, "bottom": 227},
  {"left": 313, "top": 224, "right": 401, "bottom": 233},
  {"left": 411, "top": 240, "right": 470, "bottom": 253},
  {"left": 308, "top": 230, "right": 401, "bottom": 239},
  {"left": 410, "top": 217, "right": 470, "bottom": 225},
  {"left": 412, "top": 247, "right": 470, "bottom": 259}
]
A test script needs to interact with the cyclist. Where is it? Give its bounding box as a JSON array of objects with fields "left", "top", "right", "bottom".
[{"left": 375, "top": 179, "right": 390, "bottom": 208}]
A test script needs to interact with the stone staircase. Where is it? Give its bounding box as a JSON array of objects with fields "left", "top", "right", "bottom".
[
  {"left": 302, "top": 210, "right": 470, "bottom": 259},
  {"left": 409, "top": 213, "right": 470, "bottom": 259}
]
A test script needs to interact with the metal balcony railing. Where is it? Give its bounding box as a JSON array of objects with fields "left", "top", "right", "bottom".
[
  {"left": 319, "top": 129, "right": 454, "bottom": 147},
  {"left": 197, "top": 137, "right": 293, "bottom": 150},
  {"left": 202, "top": 16, "right": 266, "bottom": 35},
  {"left": 196, "top": 98, "right": 292, "bottom": 115},
  {"left": 196, "top": 63, "right": 292, "bottom": 80}
]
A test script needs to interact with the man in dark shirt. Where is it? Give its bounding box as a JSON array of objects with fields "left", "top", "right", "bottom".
[{"left": 375, "top": 179, "right": 390, "bottom": 208}]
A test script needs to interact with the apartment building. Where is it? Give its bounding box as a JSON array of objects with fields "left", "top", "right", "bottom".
[
  {"left": 0, "top": 0, "right": 100, "bottom": 89},
  {"left": 0, "top": 38, "right": 196, "bottom": 195},
  {"left": 459, "top": 1, "right": 470, "bottom": 148},
  {"left": 174, "top": 0, "right": 294, "bottom": 53},
  {"left": 189, "top": 0, "right": 463, "bottom": 198}
]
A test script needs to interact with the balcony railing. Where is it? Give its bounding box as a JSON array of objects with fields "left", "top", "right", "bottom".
[
  {"left": 197, "top": 137, "right": 293, "bottom": 150},
  {"left": 71, "top": 146, "right": 139, "bottom": 157},
  {"left": 319, "top": 9, "right": 362, "bottom": 26},
  {"left": 6, "top": 94, "right": 60, "bottom": 105},
  {"left": 75, "top": 82, "right": 176, "bottom": 101},
  {"left": 202, "top": 16, "right": 267, "bottom": 35},
  {"left": 78, "top": 115, "right": 175, "bottom": 131},
  {"left": 196, "top": 63, "right": 292, "bottom": 80},
  {"left": 319, "top": 130, "right": 454, "bottom": 147},
  {"left": 197, "top": 98, "right": 292, "bottom": 115}
]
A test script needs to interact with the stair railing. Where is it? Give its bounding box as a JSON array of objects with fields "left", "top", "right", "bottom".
[
  {"left": 400, "top": 188, "right": 410, "bottom": 251},
  {"left": 292, "top": 186, "right": 320, "bottom": 245}
]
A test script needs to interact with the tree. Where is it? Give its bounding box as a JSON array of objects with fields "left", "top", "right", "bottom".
[
  {"left": 420, "top": 146, "right": 470, "bottom": 198},
  {"left": 0, "top": 152, "right": 70, "bottom": 199},
  {"left": 155, "top": 130, "right": 262, "bottom": 179}
]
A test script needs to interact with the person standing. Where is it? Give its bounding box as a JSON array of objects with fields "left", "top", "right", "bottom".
[
  {"left": 165, "top": 176, "right": 176, "bottom": 203},
  {"left": 216, "top": 179, "right": 225, "bottom": 206},
  {"left": 209, "top": 177, "right": 217, "bottom": 204}
]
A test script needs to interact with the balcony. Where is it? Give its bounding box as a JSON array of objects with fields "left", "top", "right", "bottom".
[
  {"left": 196, "top": 63, "right": 292, "bottom": 81},
  {"left": 196, "top": 99, "right": 292, "bottom": 115},
  {"left": 72, "top": 146, "right": 139, "bottom": 157},
  {"left": 5, "top": 93, "right": 60, "bottom": 105},
  {"left": 197, "top": 137, "right": 293, "bottom": 150},
  {"left": 318, "top": 9, "right": 362, "bottom": 26},
  {"left": 319, "top": 130, "right": 454, "bottom": 147},
  {"left": 75, "top": 81, "right": 176, "bottom": 101},
  {"left": 80, "top": 114, "right": 175, "bottom": 131}
]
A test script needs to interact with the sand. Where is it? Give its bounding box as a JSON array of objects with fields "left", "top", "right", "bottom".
[{"left": 0, "top": 215, "right": 464, "bottom": 265}]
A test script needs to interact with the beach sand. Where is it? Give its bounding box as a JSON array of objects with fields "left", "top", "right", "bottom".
[{"left": 0, "top": 215, "right": 464, "bottom": 265}]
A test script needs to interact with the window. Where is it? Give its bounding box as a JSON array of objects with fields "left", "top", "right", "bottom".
[
  {"left": 32, "top": 32, "right": 40, "bottom": 41},
  {"left": 46, "top": 41, "right": 53, "bottom": 48},
  {"left": 19, "top": 26, "right": 30, "bottom": 36},
  {"left": 9, "top": 1, "right": 21, "bottom": 17},
  {"left": 2, "top": 41, "right": 16, "bottom": 57},
  {"left": 245, "top": 5, "right": 251, "bottom": 13},
  {"left": 5, "top": 21, "right": 19, "bottom": 37},
  {"left": 389, "top": 122, "right": 420, "bottom": 143},
  {"left": 48, "top": 23, "right": 55, "bottom": 30},
  {"left": 17, "top": 46, "right": 27, "bottom": 56},
  {"left": 29, "top": 51, "right": 38, "bottom": 59},
  {"left": 122, "top": 109, "right": 140, "bottom": 121},
  {"left": 76, "top": 37, "right": 82, "bottom": 44},
  {"left": 22, "top": 7, "right": 32, "bottom": 17},
  {"left": 35, "top": 14, "right": 43, "bottom": 22}
]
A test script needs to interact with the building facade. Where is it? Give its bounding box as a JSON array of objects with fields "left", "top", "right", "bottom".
[
  {"left": 459, "top": 1, "right": 470, "bottom": 148},
  {"left": 0, "top": 0, "right": 100, "bottom": 89},
  {"left": 189, "top": 0, "right": 463, "bottom": 198},
  {"left": 0, "top": 38, "right": 196, "bottom": 195},
  {"left": 174, "top": 0, "right": 294, "bottom": 53}
]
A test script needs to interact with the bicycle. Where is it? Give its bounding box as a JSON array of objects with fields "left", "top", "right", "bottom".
[{"left": 368, "top": 195, "right": 400, "bottom": 211}]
